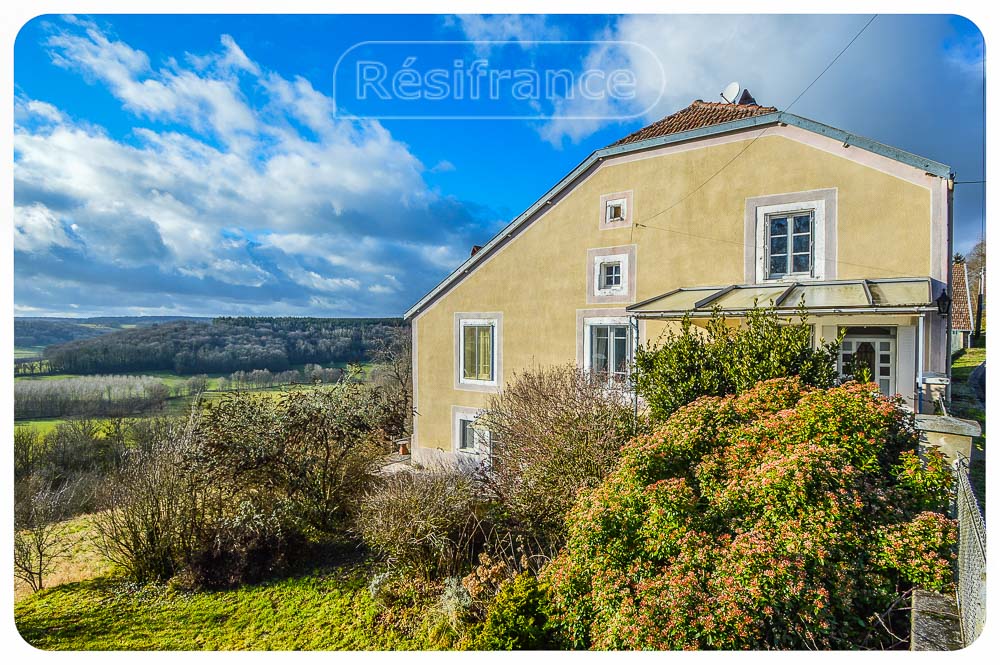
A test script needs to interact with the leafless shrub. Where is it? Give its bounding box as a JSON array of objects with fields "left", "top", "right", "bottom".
[
  {"left": 355, "top": 470, "right": 484, "bottom": 579},
  {"left": 13, "top": 479, "right": 78, "bottom": 592},
  {"left": 92, "top": 414, "right": 202, "bottom": 584},
  {"left": 478, "top": 364, "right": 644, "bottom": 546}
]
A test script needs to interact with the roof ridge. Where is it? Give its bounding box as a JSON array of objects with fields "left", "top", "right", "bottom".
[{"left": 608, "top": 98, "right": 778, "bottom": 148}]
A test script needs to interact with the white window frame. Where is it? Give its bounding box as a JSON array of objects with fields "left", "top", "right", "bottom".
[
  {"left": 605, "top": 198, "right": 627, "bottom": 224},
  {"left": 600, "top": 261, "right": 622, "bottom": 289},
  {"left": 452, "top": 407, "right": 491, "bottom": 455},
  {"left": 458, "top": 318, "right": 498, "bottom": 387},
  {"left": 599, "top": 191, "right": 633, "bottom": 230},
  {"left": 837, "top": 335, "right": 897, "bottom": 397},
  {"left": 582, "top": 316, "right": 633, "bottom": 385},
  {"left": 755, "top": 198, "right": 826, "bottom": 283},
  {"left": 593, "top": 252, "right": 629, "bottom": 298}
]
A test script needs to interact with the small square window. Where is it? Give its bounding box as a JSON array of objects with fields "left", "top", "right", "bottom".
[{"left": 606, "top": 199, "right": 626, "bottom": 223}]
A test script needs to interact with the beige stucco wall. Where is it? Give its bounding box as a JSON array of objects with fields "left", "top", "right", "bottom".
[{"left": 411, "top": 129, "right": 946, "bottom": 457}]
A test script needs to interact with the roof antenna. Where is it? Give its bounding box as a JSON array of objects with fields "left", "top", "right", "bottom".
[{"left": 720, "top": 81, "right": 740, "bottom": 104}]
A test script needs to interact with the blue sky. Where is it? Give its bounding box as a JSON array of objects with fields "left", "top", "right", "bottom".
[{"left": 13, "top": 14, "right": 985, "bottom": 317}]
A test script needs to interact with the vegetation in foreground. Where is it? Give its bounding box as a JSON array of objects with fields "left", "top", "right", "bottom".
[
  {"left": 13, "top": 313, "right": 962, "bottom": 650},
  {"left": 543, "top": 378, "right": 955, "bottom": 649},
  {"left": 15, "top": 563, "right": 439, "bottom": 650},
  {"left": 950, "top": 342, "right": 986, "bottom": 509}
]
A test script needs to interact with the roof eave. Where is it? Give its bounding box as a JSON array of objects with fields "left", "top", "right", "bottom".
[
  {"left": 403, "top": 113, "right": 952, "bottom": 320},
  {"left": 631, "top": 305, "right": 939, "bottom": 319}
]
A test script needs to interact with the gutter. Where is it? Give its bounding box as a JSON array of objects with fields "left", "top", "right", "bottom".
[{"left": 630, "top": 306, "right": 939, "bottom": 319}]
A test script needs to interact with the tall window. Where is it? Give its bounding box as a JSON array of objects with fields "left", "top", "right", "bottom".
[
  {"left": 462, "top": 323, "right": 494, "bottom": 382},
  {"left": 590, "top": 324, "right": 630, "bottom": 382},
  {"left": 767, "top": 210, "right": 813, "bottom": 278}
]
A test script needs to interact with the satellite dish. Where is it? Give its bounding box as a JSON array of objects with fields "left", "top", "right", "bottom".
[{"left": 721, "top": 81, "right": 740, "bottom": 104}]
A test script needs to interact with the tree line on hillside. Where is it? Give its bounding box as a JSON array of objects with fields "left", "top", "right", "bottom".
[
  {"left": 15, "top": 316, "right": 206, "bottom": 349},
  {"left": 41, "top": 317, "right": 406, "bottom": 376}
]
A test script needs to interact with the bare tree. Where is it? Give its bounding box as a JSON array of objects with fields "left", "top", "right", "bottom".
[
  {"left": 369, "top": 326, "right": 413, "bottom": 434},
  {"left": 14, "top": 481, "right": 76, "bottom": 592}
]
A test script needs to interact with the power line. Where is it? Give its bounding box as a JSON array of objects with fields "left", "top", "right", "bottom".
[
  {"left": 633, "top": 14, "right": 879, "bottom": 231},
  {"left": 783, "top": 14, "right": 879, "bottom": 114}
]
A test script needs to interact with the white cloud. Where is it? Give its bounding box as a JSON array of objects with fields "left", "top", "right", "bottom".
[
  {"left": 15, "top": 18, "right": 498, "bottom": 316},
  {"left": 46, "top": 19, "right": 257, "bottom": 145},
  {"left": 13, "top": 203, "right": 76, "bottom": 253},
  {"left": 430, "top": 159, "right": 456, "bottom": 173},
  {"left": 536, "top": 15, "right": 860, "bottom": 146},
  {"left": 450, "top": 14, "right": 561, "bottom": 49}
]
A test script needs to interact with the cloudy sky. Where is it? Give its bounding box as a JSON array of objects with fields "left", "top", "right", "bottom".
[{"left": 13, "top": 14, "right": 985, "bottom": 317}]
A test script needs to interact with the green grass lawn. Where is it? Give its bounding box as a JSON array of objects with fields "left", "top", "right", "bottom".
[
  {"left": 14, "top": 346, "right": 46, "bottom": 359},
  {"left": 15, "top": 564, "right": 434, "bottom": 650},
  {"left": 950, "top": 342, "right": 986, "bottom": 509},
  {"left": 14, "top": 418, "right": 68, "bottom": 435}
]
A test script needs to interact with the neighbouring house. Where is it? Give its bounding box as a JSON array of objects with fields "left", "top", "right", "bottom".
[
  {"left": 404, "top": 93, "right": 956, "bottom": 468},
  {"left": 950, "top": 260, "right": 975, "bottom": 353}
]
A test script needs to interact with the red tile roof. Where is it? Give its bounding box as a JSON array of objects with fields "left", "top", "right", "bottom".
[
  {"left": 952, "top": 262, "right": 974, "bottom": 331},
  {"left": 609, "top": 99, "right": 777, "bottom": 148}
]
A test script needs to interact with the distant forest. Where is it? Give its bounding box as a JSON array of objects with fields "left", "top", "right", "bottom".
[
  {"left": 35, "top": 317, "right": 406, "bottom": 375},
  {"left": 15, "top": 316, "right": 208, "bottom": 349}
]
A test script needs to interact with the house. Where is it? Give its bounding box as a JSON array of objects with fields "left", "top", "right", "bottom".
[
  {"left": 403, "top": 94, "right": 955, "bottom": 468},
  {"left": 950, "top": 261, "right": 975, "bottom": 353}
]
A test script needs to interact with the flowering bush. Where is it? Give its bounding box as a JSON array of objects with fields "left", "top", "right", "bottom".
[{"left": 542, "top": 378, "right": 955, "bottom": 650}]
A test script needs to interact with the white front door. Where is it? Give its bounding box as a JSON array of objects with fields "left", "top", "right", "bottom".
[{"left": 838, "top": 336, "right": 896, "bottom": 396}]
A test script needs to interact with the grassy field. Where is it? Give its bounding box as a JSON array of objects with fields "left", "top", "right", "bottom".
[
  {"left": 15, "top": 370, "right": 228, "bottom": 390},
  {"left": 14, "top": 514, "right": 111, "bottom": 602},
  {"left": 14, "top": 346, "right": 46, "bottom": 359},
  {"left": 15, "top": 562, "right": 436, "bottom": 650},
  {"left": 950, "top": 340, "right": 986, "bottom": 509}
]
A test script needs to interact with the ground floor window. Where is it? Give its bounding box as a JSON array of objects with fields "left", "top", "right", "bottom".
[
  {"left": 453, "top": 408, "right": 490, "bottom": 454},
  {"left": 837, "top": 327, "right": 895, "bottom": 396},
  {"left": 584, "top": 318, "right": 632, "bottom": 384}
]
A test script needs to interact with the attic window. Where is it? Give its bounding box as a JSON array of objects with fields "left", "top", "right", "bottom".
[
  {"left": 606, "top": 199, "right": 626, "bottom": 223},
  {"left": 599, "top": 191, "right": 633, "bottom": 230}
]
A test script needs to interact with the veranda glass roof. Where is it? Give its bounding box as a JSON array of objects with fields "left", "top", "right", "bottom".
[{"left": 627, "top": 277, "right": 934, "bottom": 318}]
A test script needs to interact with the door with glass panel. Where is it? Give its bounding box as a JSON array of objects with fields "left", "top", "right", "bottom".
[
  {"left": 837, "top": 333, "right": 895, "bottom": 396},
  {"left": 590, "top": 324, "right": 630, "bottom": 383}
]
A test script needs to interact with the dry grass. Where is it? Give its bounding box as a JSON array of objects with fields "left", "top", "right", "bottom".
[{"left": 14, "top": 512, "right": 112, "bottom": 602}]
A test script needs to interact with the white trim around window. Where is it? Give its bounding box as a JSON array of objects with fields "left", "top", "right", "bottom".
[
  {"left": 580, "top": 314, "right": 634, "bottom": 385},
  {"left": 454, "top": 312, "right": 502, "bottom": 392},
  {"left": 754, "top": 198, "right": 826, "bottom": 282},
  {"left": 599, "top": 190, "right": 633, "bottom": 230},
  {"left": 451, "top": 406, "right": 491, "bottom": 455},
  {"left": 744, "top": 189, "right": 837, "bottom": 284},
  {"left": 586, "top": 245, "right": 637, "bottom": 304}
]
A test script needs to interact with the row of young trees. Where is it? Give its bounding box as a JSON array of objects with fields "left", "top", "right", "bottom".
[
  {"left": 14, "top": 376, "right": 172, "bottom": 420},
  {"left": 219, "top": 364, "right": 344, "bottom": 391},
  {"left": 42, "top": 317, "right": 405, "bottom": 376}
]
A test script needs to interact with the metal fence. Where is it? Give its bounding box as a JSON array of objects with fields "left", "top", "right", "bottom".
[{"left": 955, "top": 456, "right": 986, "bottom": 646}]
